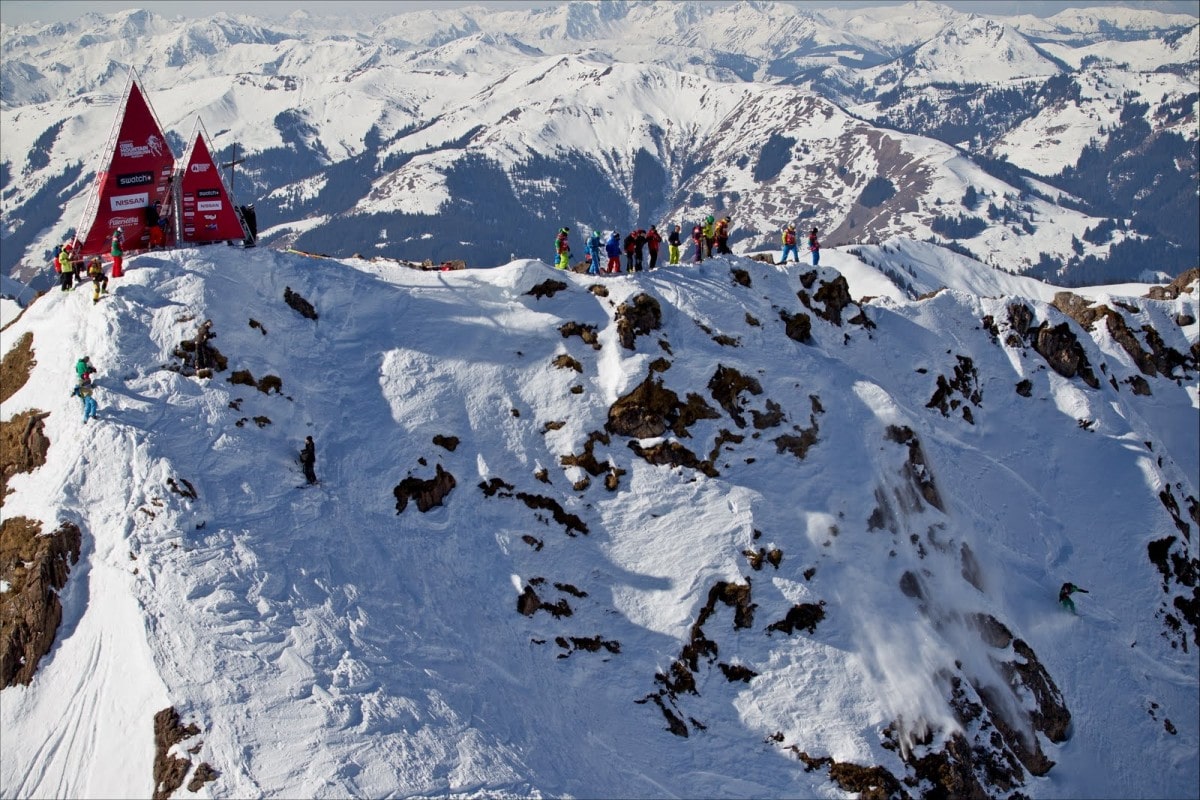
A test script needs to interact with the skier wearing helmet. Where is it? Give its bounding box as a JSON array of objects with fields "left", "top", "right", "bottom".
[
  {"left": 780, "top": 223, "right": 799, "bottom": 264},
  {"left": 605, "top": 231, "right": 622, "bottom": 274},
  {"left": 702, "top": 215, "right": 716, "bottom": 258},
  {"left": 586, "top": 229, "right": 602, "bottom": 276},
  {"left": 555, "top": 227, "right": 571, "bottom": 270}
]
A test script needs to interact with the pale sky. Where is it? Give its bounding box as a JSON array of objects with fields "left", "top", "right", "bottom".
[{"left": 2, "top": 0, "right": 1196, "bottom": 26}]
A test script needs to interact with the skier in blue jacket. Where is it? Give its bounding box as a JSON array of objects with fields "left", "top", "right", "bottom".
[
  {"left": 586, "top": 230, "right": 602, "bottom": 275},
  {"left": 605, "top": 231, "right": 622, "bottom": 274}
]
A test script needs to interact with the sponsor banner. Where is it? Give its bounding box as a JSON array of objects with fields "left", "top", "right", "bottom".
[
  {"left": 116, "top": 171, "right": 155, "bottom": 188},
  {"left": 110, "top": 192, "right": 149, "bottom": 211},
  {"left": 73, "top": 81, "right": 177, "bottom": 255},
  {"left": 177, "top": 129, "right": 246, "bottom": 243}
]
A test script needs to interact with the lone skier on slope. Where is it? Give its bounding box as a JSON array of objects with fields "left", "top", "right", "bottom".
[
  {"left": 300, "top": 436, "right": 317, "bottom": 485},
  {"left": 1059, "top": 582, "right": 1089, "bottom": 613}
]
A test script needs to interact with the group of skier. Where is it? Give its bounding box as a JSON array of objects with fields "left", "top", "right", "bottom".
[
  {"left": 555, "top": 216, "right": 822, "bottom": 274},
  {"left": 54, "top": 228, "right": 125, "bottom": 303}
]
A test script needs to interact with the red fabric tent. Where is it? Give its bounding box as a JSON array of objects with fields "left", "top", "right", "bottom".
[
  {"left": 178, "top": 123, "right": 247, "bottom": 245},
  {"left": 72, "top": 70, "right": 175, "bottom": 256}
]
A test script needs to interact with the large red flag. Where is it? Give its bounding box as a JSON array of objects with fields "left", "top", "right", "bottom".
[
  {"left": 73, "top": 72, "right": 175, "bottom": 256},
  {"left": 178, "top": 126, "right": 247, "bottom": 245}
]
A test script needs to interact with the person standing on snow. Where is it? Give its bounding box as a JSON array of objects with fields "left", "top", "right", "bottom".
[
  {"left": 691, "top": 224, "right": 704, "bottom": 263},
  {"left": 715, "top": 216, "right": 732, "bottom": 255},
  {"left": 586, "top": 230, "right": 602, "bottom": 276},
  {"left": 86, "top": 257, "right": 109, "bottom": 304},
  {"left": 808, "top": 227, "right": 821, "bottom": 266},
  {"left": 623, "top": 231, "right": 636, "bottom": 273},
  {"left": 702, "top": 215, "right": 716, "bottom": 258},
  {"left": 633, "top": 228, "right": 647, "bottom": 272},
  {"left": 605, "top": 231, "right": 622, "bottom": 274},
  {"left": 1059, "top": 582, "right": 1089, "bottom": 613},
  {"left": 110, "top": 228, "right": 125, "bottom": 278},
  {"left": 58, "top": 243, "right": 76, "bottom": 292},
  {"left": 667, "top": 224, "right": 682, "bottom": 265},
  {"left": 72, "top": 383, "right": 98, "bottom": 423},
  {"left": 646, "top": 225, "right": 662, "bottom": 270},
  {"left": 780, "top": 223, "right": 800, "bottom": 264},
  {"left": 555, "top": 227, "right": 571, "bottom": 270},
  {"left": 299, "top": 436, "right": 317, "bottom": 485}
]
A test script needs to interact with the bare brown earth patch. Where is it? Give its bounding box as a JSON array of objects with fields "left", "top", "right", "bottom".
[
  {"left": 1148, "top": 484, "right": 1200, "bottom": 649},
  {"left": 607, "top": 374, "right": 719, "bottom": 439},
  {"left": 527, "top": 279, "right": 568, "bottom": 300},
  {"left": 615, "top": 293, "right": 662, "bottom": 350},
  {"left": 1, "top": 518, "right": 82, "bottom": 687},
  {"left": 707, "top": 365, "right": 762, "bottom": 428},
  {"left": 884, "top": 425, "right": 945, "bottom": 512},
  {"left": 152, "top": 706, "right": 217, "bottom": 799},
  {"left": 639, "top": 580, "right": 757, "bottom": 737},
  {"left": 432, "top": 434, "right": 459, "bottom": 451},
  {"left": 552, "top": 353, "right": 583, "bottom": 372},
  {"left": 393, "top": 464, "right": 456, "bottom": 513},
  {"left": 559, "top": 321, "right": 601, "bottom": 350},
  {"left": 228, "top": 369, "right": 282, "bottom": 395},
  {"left": 0, "top": 410, "right": 51, "bottom": 507},
  {"left": 0, "top": 330, "right": 35, "bottom": 407},
  {"left": 555, "top": 635, "right": 621, "bottom": 658},
  {"left": 284, "top": 286, "right": 319, "bottom": 320},
  {"left": 172, "top": 319, "right": 228, "bottom": 378},
  {"left": 766, "top": 601, "right": 826, "bottom": 636},
  {"left": 926, "top": 354, "right": 981, "bottom": 424}
]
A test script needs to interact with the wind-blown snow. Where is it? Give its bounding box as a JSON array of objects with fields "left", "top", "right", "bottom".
[{"left": 1, "top": 243, "right": 1196, "bottom": 798}]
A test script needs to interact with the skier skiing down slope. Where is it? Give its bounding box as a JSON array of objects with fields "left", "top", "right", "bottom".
[
  {"left": 1059, "top": 582, "right": 1089, "bottom": 613},
  {"left": 586, "top": 230, "right": 602, "bottom": 276},
  {"left": 605, "top": 231, "right": 622, "bottom": 274}
]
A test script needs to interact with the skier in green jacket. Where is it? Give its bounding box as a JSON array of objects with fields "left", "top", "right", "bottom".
[{"left": 1059, "top": 582, "right": 1089, "bottom": 613}]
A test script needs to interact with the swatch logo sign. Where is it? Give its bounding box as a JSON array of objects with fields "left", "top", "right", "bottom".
[
  {"left": 116, "top": 171, "right": 155, "bottom": 187},
  {"left": 197, "top": 189, "right": 221, "bottom": 198},
  {"left": 197, "top": 200, "right": 223, "bottom": 212},
  {"left": 110, "top": 192, "right": 149, "bottom": 211}
]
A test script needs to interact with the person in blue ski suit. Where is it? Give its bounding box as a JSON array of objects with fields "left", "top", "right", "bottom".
[
  {"left": 73, "top": 383, "right": 98, "bottom": 423},
  {"left": 605, "top": 231, "right": 622, "bottom": 274},
  {"left": 586, "top": 230, "right": 602, "bottom": 275}
]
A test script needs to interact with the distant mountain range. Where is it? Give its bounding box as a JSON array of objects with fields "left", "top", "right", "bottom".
[{"left": 1, "top": 1, "right": 1196, "bottom": 287}]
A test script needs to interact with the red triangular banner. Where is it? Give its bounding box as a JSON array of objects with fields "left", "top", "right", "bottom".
[
  {"left": 73, "top": 73, "right": 176, "bottom": 256},
  {"left": 178, "top": 128, "right": 246, "bottom": 244}
]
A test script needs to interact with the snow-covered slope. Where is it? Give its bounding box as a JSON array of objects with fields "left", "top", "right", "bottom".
[{"left": 1, "top": 245, "right": 1197, "bottom": 799}]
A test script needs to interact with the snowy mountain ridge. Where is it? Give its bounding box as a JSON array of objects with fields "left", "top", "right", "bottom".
[
  {"left": 0, "top": 1, "right": 1196, "bottom": 290},
  {"left": 0, "top": 241, "right": 1197, "bottom": 798}
]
